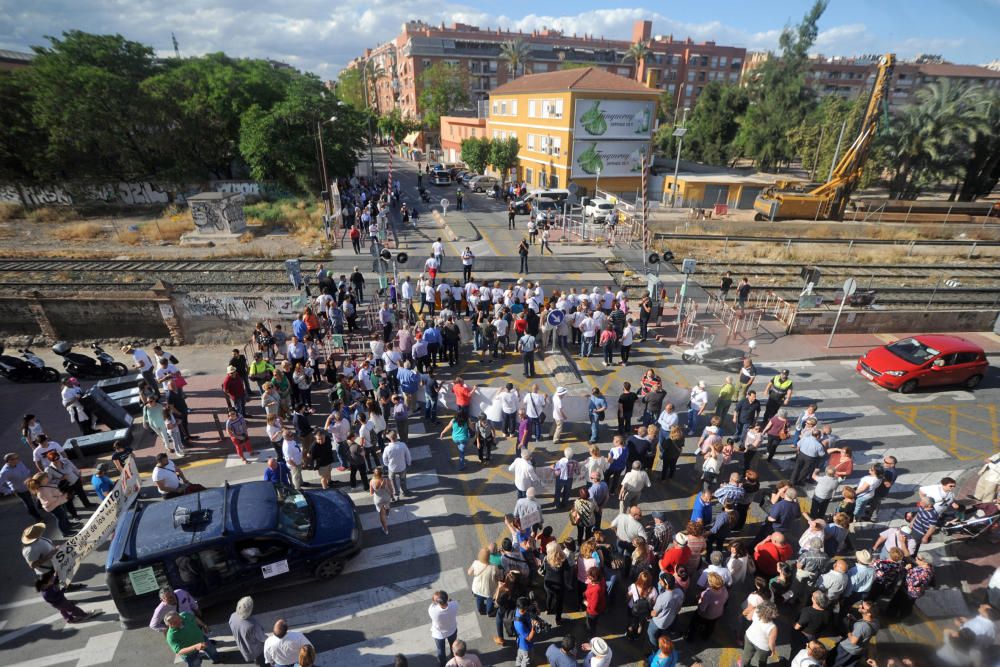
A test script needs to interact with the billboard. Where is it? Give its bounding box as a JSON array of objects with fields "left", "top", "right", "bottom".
[
  {"left": 571, "top": 140, "right": 650, "bottom": 179},
  {"left": 573, "top": 99, "right": 655, "bottom": 140}
]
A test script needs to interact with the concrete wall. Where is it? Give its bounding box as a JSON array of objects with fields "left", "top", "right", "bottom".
[
  {"left": 790, "top": 308, "right": 1000, "bottom": 335},
  {"left": 0, "top": 299, "right": 42, "bottom": 336},
  {"left": 0, "top": 181, "right": 291, "bottom": 208},
  {"left": 174, "top": 293, "right": 309, "bottom": 338},
  {"left": 44, "top": 299, "right": 170, "bottom": 340}
]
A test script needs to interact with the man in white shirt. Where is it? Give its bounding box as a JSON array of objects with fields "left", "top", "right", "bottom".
[
  {"left": 461, "top": 247, "right": 475, "bottom": 282},
  {"left": 686, "top": 381, "right": 708, "bottom": 436},
  {"left": 432, "top": 239, "right": 445, "bottom": 268},
  {"left": 382, "top": 431, "right": 412, "bottom": 499},
  {"left": 919, "top": 477, "right": 959, "bottom": 514},
  {"left": 152, "top": 453, "right": 191, "bottom": 497},
  {"left": 282, "top": 432, "right": 304, "bottom": 490},
  {"left": 620, "top": 318, "right": 635, "bottom": 366},
  {"left": 697, "top": 550, "right": 733, "bottom": 588},
  {"left": 579, "top": 313, "right": 597, "bottom": 357},
  {"left": 551, "top": 386, "right": 569, "bottom": 444},
  {"left": 263, "top": 619, "right": 312, "bottom": 667},
  {"left": 497, "top": 384, "right": 520, "bottom": 436},
  {"left": 492, "top": 316, "right": 509, "bottom": 353},
  {"left": 508, "top": 448, "right": 539, "bottom": 499},
  {"left": 124, "top": 344, "right": 159, "bottom": 399},
  {"left": 619, "top": 461, "right": 652, "bottom": 514},
  {"left": 425, "top": 255, "right": 440, "bottom": 286},
  {"left": 428, "top": 591, "right": 460, "bottom": 666},
  {"left": 523, "top": 384, "right": 547, "bottom": 441},
  {"left": 610, "top": 505, "right": 647, "bottom": 551},
  {"left": 400, "top": 276, "right": 414, "bottom": 316}
]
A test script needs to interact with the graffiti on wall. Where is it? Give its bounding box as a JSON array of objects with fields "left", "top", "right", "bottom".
[
  {"left": 181, "top": 294, "right": 307, "bottom": 322},
  {"left": 190, "top": 194, "right": 247, "bottom": 234},
  {"left": 0, "top": 181, "right": 271, "bottom": 207}
]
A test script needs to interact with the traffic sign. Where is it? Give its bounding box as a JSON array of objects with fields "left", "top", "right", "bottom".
[
  {"left": 843, "top": 277, "right": 857, "bottom": 297},
  {"left": 547, "top": 310, "right": 565, "bottom": 327},
  {"left": 681, "top": 258, "right": 697, "bottom": 274}
]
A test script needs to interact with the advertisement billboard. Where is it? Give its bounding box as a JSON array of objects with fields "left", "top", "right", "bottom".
[
  {"left": 571, "top": 140, "right": 650, "bottom": 178},
  {"left": 573, "top": 99, "right": 656, "bottom": 140}
]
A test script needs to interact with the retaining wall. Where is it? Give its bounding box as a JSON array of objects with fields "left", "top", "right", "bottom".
[{"left": 791, "top": 308, "right": 999, "bottom": 335}]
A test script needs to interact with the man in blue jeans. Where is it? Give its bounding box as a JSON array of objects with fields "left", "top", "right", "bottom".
[
  {"left": 428, "top": 590, "right": 459, "bottom": 666},
  {"left": 165, "top": 610, "right": 220, "bottom": 667},
  {"left": 513, "top": 597, "right": 537, "bottom": 666}
]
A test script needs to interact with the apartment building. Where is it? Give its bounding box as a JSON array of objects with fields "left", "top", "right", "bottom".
[
  {"left": 743, "top": 52, "right": 1000, "bottom": 110},
  {"left": 485, "top": 67, "right": 659, "bottom": 197},
  {"left": 345, "top": 20, "right": 744, "bottom": 121}
]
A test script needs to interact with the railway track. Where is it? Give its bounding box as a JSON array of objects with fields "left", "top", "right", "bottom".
[
  {"left": 654, "top": 232, "right": 1000, "bottom": 247},
  {"left": 682, "top": 260, "right": 1000, "bottom": 287}
]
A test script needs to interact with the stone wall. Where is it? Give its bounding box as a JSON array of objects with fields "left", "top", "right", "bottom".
[
  {"left": 790, "top": 308, "right": 1000, "bottom": 335},
  {"left": 0, "top": 181, "right": 292, "bottom": 208}
]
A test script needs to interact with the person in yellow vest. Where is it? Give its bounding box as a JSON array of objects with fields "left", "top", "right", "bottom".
[{"left": 761, "top": 370, "right": 793, "bottom": 426}]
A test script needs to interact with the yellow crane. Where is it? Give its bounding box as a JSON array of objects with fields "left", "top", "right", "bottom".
[{"left": 754, "top": 53, "right": 895, "bottom": 221}]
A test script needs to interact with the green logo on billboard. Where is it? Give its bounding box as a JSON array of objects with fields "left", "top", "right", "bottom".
[
  {"left": 580, "top": 101, "right": 608, "bottom": 136},
  {"left": 577, "top": 144, "right": 604, "bottom": 174}
]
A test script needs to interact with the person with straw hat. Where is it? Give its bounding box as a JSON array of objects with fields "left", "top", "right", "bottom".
[
  {"left": 21, "top": 522, "right": 56, "bottom": 577},
  {"left": 582, "top": 636, "right": 611, "bottom": 666}
]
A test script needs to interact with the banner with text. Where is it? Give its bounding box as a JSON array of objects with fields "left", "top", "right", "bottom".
[
  {"left": 571, "top": 140, "right": 650, "bottom": 179},
  {"left": 573, "top": 99, "right": 656, "bottom": 140},
  {"left": 53, "top": 455, "right": 141, "bottom": 584}
]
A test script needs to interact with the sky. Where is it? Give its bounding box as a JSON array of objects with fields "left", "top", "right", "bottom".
[{"left": 1, "top": 0, "right": 997, "bottom": 80}]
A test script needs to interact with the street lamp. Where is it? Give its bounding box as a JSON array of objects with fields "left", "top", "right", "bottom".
[
  {"left": 669, "top": 106, "right": 690, "bottom": 208},
  {"left": 316, "top": 105, "right": 343, "bottom": 239},
  {"left": 362, "top": 58, "right": 377, "bottom": 180},
  {"left": 594, "top": 166, "right": 602, "bottom": 197}
]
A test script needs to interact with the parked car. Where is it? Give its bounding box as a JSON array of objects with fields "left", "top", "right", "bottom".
[
  {"left": 431, "top": 170, "right": 452, "bottom": 186},
  {"left": 453, "top": 170, "right": 470, "bottom": 183},
  {"left": 459, "top": 172, "right": 478, "bottom": 186},
  {"left": 469, "top": 175, "right": 498, "bottom": 192},
  {"left": 106, "top": 481, "right": 361, "bottom": 627},
  {"left": 856, "top": 334, "right": 989, "bottom": 393},
  {"left": 583, "top": 197, "right": 615, "bottom": 222}
]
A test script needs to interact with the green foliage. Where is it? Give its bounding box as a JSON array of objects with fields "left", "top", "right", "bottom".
[
  {"left": 336, "top": 67, "right": 366, "bottom": 110},
  {"left": 23, "top": 30, "right": 161, "bottom": 181},
  {"left": 875, "top": 79, "right": 990, "bottom": 199},
  {"left": 680, "top": 82, "right": 750, "bottom": 166},
  {"left": 460, "top": 137, "right": 491, "bottom": 175},
  {"left": 377, "top": 108, "right": 421, "bottom": 144},
  {"left": 623, "top": 42, "right": 651, "bottom": 65},
  {"left": 418, "top": 63, "right": 470, "bottom": 129},
  {"left": 239, "top": 74, "right": 365, "bottom": 193},
  {"left": 0, "top": 72, "right": 46, "bottom": 181},
  {"left": 958, "top": 91, "right": 1000, "bottom": 201},
  {"left": 735, "top": 0, "right": 828, "bottom": 170},
  {"left": 499, "top": 40, "right": 531, "bottom": 78},
  {"left": 787, "top": 95, "right": 856, "bottom": 181},
  {"left": 488, "top": 137, "right": 520, "bottom": 181}
]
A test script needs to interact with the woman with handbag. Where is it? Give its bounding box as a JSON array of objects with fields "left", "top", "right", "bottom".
[
  {"left": 27, "top": 472, "right": 78, "bottom": 536},
  {"left": 570, "top": 487, "right": 598, "bottom": 543},
  {"left": 492, "top": 571, "right": 525, "bottom": 646},
  {"left": 474, "top": 414, "right": 496, "bottom": 464},
  {"left": 541, "top": 541, "right": 570, "bottom": 624},
  {"left": 468, "top": 547, "right": 500, "bottom": 617},
  {"left": 763, "top": 410, "right": 790, "bottom": 462},
  {"left": 626, "top": 569, "right": 657, "bottom": 641}
]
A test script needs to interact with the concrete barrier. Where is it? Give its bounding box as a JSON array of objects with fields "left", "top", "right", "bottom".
[{"left": 790, "top": 308, "right": 999, "bottom": 335}]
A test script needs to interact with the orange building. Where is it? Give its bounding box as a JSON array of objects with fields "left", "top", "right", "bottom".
[{"left": 440, "top": 116, "right": 488, "bottom": 164}]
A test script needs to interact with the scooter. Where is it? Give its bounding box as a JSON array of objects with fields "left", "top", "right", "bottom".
[
  {"left": 418, "top": 187, "right": 431, "bottom": 203},
  {"left": 0, "top": 346, "right": 61, "bottom": 383},
  {"left": 681, "top": 337, "right": 754, "bottom": 373},
  {"left": 51, "top": 341, "right": 129, "bottom": 379}
]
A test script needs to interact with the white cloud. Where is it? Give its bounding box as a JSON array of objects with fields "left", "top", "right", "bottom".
[{"left": 0, "top": 2, "right": 983, "bottom": 80}]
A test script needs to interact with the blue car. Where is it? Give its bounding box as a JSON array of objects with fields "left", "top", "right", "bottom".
[{"left": 106, "top": 481, "right": 361, "bottom": 628}]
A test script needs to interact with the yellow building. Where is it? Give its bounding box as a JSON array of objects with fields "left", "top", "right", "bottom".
[{"left": 486, "top": 67, "right": 660, "bottom": 197}]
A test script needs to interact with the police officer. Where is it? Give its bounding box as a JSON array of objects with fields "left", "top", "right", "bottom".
[{"left": 761, "top": 369, "right": 793, "bottom": 426}]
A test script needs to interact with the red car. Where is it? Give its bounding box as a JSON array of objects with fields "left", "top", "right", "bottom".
[{"left": 857, "top": 334, "right": 989, "bottom": 393}]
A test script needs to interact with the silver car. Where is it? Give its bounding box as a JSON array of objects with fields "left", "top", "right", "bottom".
[{"left": 469, "top": 175, "right": 499, "bottom": 193}]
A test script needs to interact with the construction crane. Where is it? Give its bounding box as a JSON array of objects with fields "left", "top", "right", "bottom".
[{"left": 754, "top": 53, "right": 895, "bottom": 221}]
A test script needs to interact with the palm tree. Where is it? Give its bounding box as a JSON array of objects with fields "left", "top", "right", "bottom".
[
  {"left": 500, "top": 40, "right": 531, "bottom": 78},
  {"left": 623, "top": 41, "right": 651, "bottom": 81}
]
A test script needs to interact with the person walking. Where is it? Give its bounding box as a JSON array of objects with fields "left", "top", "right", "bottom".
[
  {"left": 761, "top": 370, "right": 793, "bottom": 426},
  {"left": 552, "top": 386, "right": 569, "bottom": 444},
  {"left": 508, "top": 200, "right": 516, "bottom": 229},
  {"left": 264, "top": 619, "right": 312, "bottom": 667},
  {"left": 370, "top": 468, "right": 393, "bottom": 535},
  {"left": 714, "top": 377, "right": 736, "bottom": 423},
  {"left": 164, "top": 610, "right": 220, "bottom": 667},
  {"left": 224, "top": 408, "right": 254, "bottom": 465},
  {"left": 583, "top": 566, "right": 607, "bottom": 637},
  {"left": 440, "top": 414, "right": 473, "bottom": 471},
  {"left": 282, "top": 430, "right": 304, "bottom": 491},
  {"left": 228, "top": 597, "right": 267, "bottom": 667},
  {"left": 588, "top": 388, "right": 607, "bottom": 444},
  {"left": 552, "top": 448, "right": 578, "bottom": 509},
  {"left": 429, "top": 591, "right": 460, "bottom": 667},
  {"left": 347, "top": 435, "right": 369, "bottom": 490},
  {"left": 461, "top": 247, "right": 475, "bottom": 283},
  {"left": 541, "top": 542, "right": 571, "bottom": 625},
  {"left": 508, "top": 448, "right": 539, "bottom": 499},
  {"left": 382, "top": 432, "right": 412, "bottom": 499},
  {"left": 518, "top": 328, "right": 537, "bottom": 378},
  {"left": 741, "top": 599, "right": 779, "bottom": 667},
  {"left": 687, "top": 381, "right": 708, "bottom": 437},
  {"left": 2, "top": 453, "right": 43, "bottom": 520}
]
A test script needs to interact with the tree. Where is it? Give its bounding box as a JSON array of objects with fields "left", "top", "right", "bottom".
[
  {"left": 678, "top": 82, "right": 750, "bottom": 166},
  {"left": 876, "top": 79, "right": 986, "bottom": 199},
  {"left": 499, "top": 40, "right": 531, "bottom": 78},
  {"left": 239, "top": 73, "right": 365, "bottom": 193},
  {"left": 418, "top": 63, "right": 470, "bottom": 129},
  {"left": 377, "top": 108, "right": 421, "bottom": 144},
  {"left": 141, "top": 53, "right": 294, "bottom": 180},
  {"left": 489, "top": 136, "right": 520, "bottom": 182},
  {"left": 787, "top": 94, "right": 855, "bottom": 181},
  {"left": 623, "top": 41, "right": 651, "bottom": 82},
  {"left": 336, "top": 67, "right": 366, "bottom": 110},
  {"left": 734, "top": 0, "right": 828, "bottom": 169},
  {"left": 460, "top": 137, "right": 491, "bottom": 175},
  {"left": 958, "top": 91, "right": 1000, "bottom": 201},
  {"left": 23, "top": 30, "right": 162, "bottom": 181},
  {"left": 0, "top": 72, "right": 46, "bottom": 182}
]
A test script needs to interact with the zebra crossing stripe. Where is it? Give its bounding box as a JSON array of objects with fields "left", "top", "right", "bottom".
[
  {"left": 834, "top": 424, "right": 914, "bottom": 441},
  {"left": 317, "top": 612, "right": 482, "bottom": 666},
  {"left": 342, "top": 529, "right": 458, "bottom": 575},
  {"left": 347, "top": 472, "right": 440, "bottom": 501},
  {"left": 755, "top": 360, "right": 816, "bottom": 368},
  {"left": 360, "top": 496, "right": 448, "bottom": 531},
  {"left": 817, "top": 404, "right": 886, "bottom": 418},
  {"left": 796, "top": 388, "right": 860, "bottom": 400}
]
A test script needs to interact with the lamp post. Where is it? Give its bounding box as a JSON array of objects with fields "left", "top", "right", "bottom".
[
  {"left": 594, "top": 166, "right": 602, "bottom": 198},
  {"left": 670, "top": 106, "right": 690, "bottom": 208},
  {"left": 316, "top": 104, "right": 344, "bottom": 239}
]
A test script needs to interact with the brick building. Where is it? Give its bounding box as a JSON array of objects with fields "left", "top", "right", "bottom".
[
  {"left": 0, "top": 49, "right": 34, "bottom": 72},
  {"left": 439, "top": 115, "right": 487, "bottom": 164},
  {"left": 743, "top": 52, "right": 1000, "bottom": 110},
  {"left": 345, "top": 20, "right": 745, "bottom": 122}
]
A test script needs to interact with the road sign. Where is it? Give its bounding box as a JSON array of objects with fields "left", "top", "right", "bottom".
[
  {"left": 828, "top": 276, "right": 858, "bottom": 349},
  {"left": 681, "top": 258, "right": 697, "bottom": 274},
  {"left": 843, "top": 277, "right": 857, "bottom": 297},
  {"left": 547, "top": 310, "right": 565, "bottom": 327}
]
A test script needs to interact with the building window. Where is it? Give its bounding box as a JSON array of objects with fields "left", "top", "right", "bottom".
[
  {"left": 528, "top": 100, "right": 536, "bottom": 117},
  {"left": 539, "top": 170, "right": 546, "bottom": 187},
  {"left": 527, "top": 134, "right": 535, "bottom": 151},
  {"left": 687, "top": 71, "right": 695, "bottom": 82},
  {"left": 511, "top": 100, "right": 517, "bottom": 115},
  {"left": 667, "top": 83, "right": 676, "bottom": 94},
  {"left": 550, "top": 173, "right": 559, "bottom": 188},
  {"left": 422, "top": 59, "right": 431, "bottom": 68},
  {"left": 711, "top": 56, "right": 718, "bottom": 68},
  {"left": 525, "top": 167, "right": 533, "bottom": 183},
  {"left": 720, "top": 56, "right": 728, "bottom": 67},
  {"left": 698, "top": 71, "right": 706, "bottom": 82},
  {"left": 618, "top": 67, "right": 630, "bottom": 76},
  {"left": 686, "top": 84, "right": 693, "bottom": 96}
]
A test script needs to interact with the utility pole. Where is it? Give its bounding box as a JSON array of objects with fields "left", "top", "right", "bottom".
[
  {"left": 316, "top": 120, "right": 332, "bottom": 230},
  {"left": 362, "top": 58, "right": 377, "bottom": 180},
  {"left": 670, "top": 107, "right": 690, "bottom": 207},
  {"left": 810, "top": 124, "right": 825, "bottom": 182}
]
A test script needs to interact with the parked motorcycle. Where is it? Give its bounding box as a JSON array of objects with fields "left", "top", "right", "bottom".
[
  {"left": 0, "top": 346, "right": 61, "bottom": 383},
  {"left": 681, "top": 337, "right": 755, "bottom": 373},
  {"left": 51, "top": 341, "right": 128, "bottom": 379}
]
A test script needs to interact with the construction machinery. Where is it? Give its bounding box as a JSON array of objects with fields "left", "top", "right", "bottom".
[{"left": 754, "top": 53, "right": 895, "bottom": 221}]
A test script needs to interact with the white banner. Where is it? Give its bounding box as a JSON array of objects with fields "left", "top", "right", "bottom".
[
  {"left": 52, "top": 455, "right": 142, "bottom": 584},
  {"left": 571, "top": 140, "right": 650, "bottom": 178},
  {"left": 573, "top": 99, "right": 655, "bottom": 140}
]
